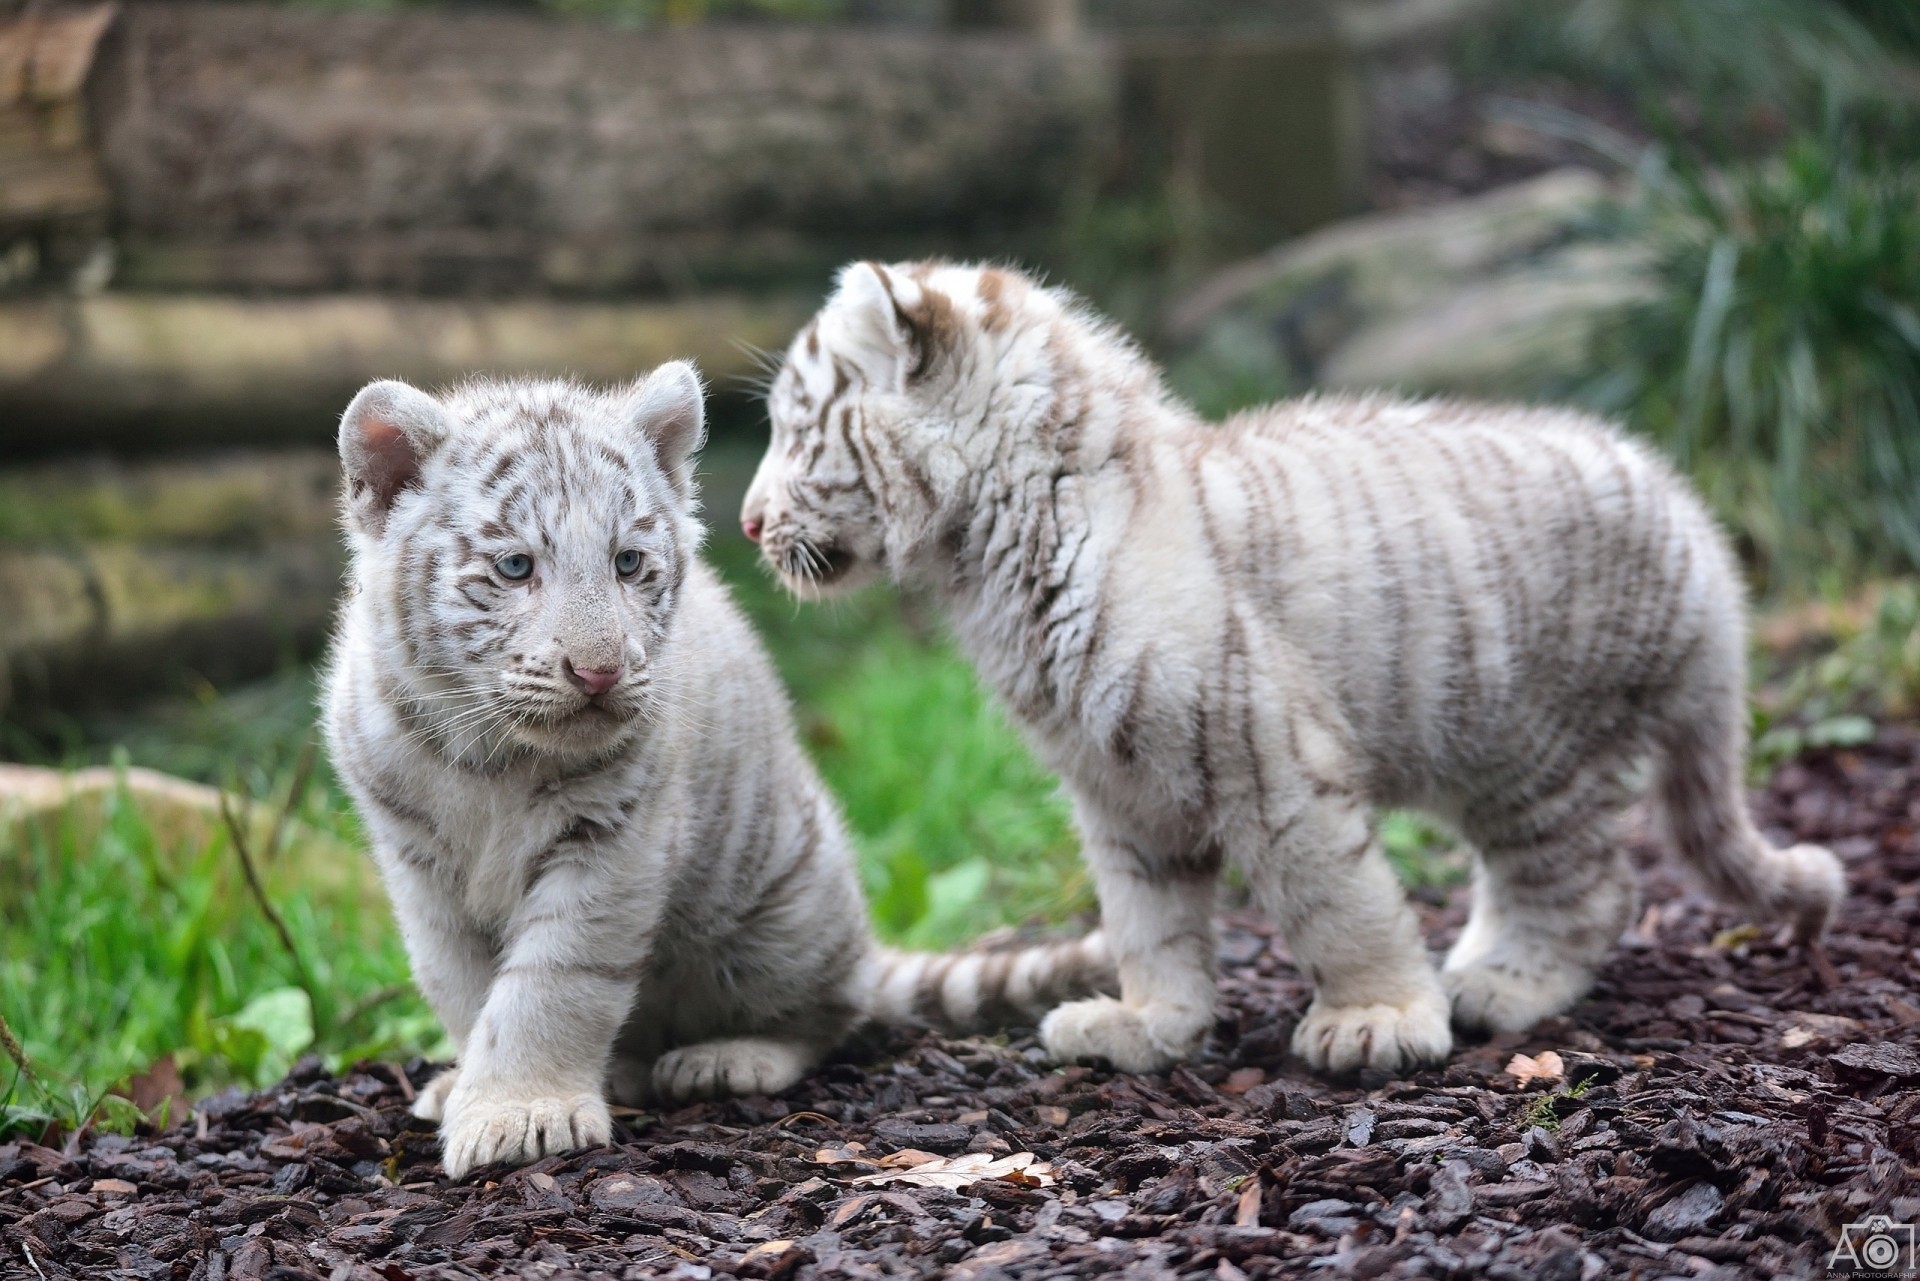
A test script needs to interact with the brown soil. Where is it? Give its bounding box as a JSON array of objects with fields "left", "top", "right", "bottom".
[{"left": 5, "top": 730, "right": 1918, "bottom": 1280}]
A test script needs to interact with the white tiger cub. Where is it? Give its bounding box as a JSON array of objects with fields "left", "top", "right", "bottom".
[
  {"left": 323, "top": 364, "right": 1111, "bottom": 1178},
  {"left": 740, "top": 261, "right": 1847, "bottom": 1077}
]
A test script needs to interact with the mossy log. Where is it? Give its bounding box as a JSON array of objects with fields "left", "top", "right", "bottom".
[
  {"left": 0, "top": 537, "right": 344, "bottom": 718},
  {"left": 0, "top": 292, "right": 812, "bottom": 451},
  {"left": 0, "top": 451, "right": 340, "bottom": 546},
  {"left": 0, "top": 449, "right": 346, "bottom": 716},
  {"left": 87, "top": 6, "right": 1113, "bottom": 294}
]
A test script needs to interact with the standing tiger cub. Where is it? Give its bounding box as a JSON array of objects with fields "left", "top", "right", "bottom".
[
  {"left": 741, "top": 261, "right": 1846, "bottom": 1077},
  {"left": 323, "top": 365, "right": 1111, "bottom": 1178}
]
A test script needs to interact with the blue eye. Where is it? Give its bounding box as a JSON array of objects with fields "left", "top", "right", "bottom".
[
  {"left": 615, "top": 549, "right": 643, "bottom": 577},
  {"left": 496, "top": 553, "right": 534, "bottom": 581}
]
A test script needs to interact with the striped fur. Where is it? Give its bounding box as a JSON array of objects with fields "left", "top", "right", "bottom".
[
  {"left": 741, "top": 261, "right": 1846, "bottom": 1078},
  {"left": 322, "top": 366, "right": 1110, "bottom": 1178}
]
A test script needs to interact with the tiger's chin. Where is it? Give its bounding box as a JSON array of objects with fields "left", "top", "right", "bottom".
[{"left": 511, "top": 698, "right": 646, "bottom": 756}]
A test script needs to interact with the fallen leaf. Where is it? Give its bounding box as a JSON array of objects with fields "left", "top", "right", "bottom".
[
  {"left": 1712, "top": 923, "right": 1762, "bottom": 950},
  {"left": 875, "top": 1148, "right": 943, "bottom": 1169},
  {"left": 846, "top": 1150, "right": 1055, "bottom": 1191},
  {"left": 1234, "top": 1178, "right": 1262, "bottom": 1226},
  {"left": 1780, "top": 1027, "right": 1816, "bottom": 1049},
  {"left": 121, "top": 1054, "right": 189, "bottom": 1123},
  {"left": 91, "top": 1178, "right": 137, "bottom": 1197},
  {"left": 1220, "top": 1067, "right": 1266, "bottom": 1095},
  {"left": 1034, "top": 1106, "right": 1070, "bottom": 1127},
  {"left": 1505, "top": 1051, "right": 1565, "bottom": 1087}
]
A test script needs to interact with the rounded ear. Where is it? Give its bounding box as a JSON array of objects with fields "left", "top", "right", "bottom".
[
  {"left": 626, "top": 360, "right": 707, "bottom": 501},
  {"left": 830, "top": 261, "right": 953, "bottom": 382},
  {"left": 338, "top": 379, "right": 450, "bottom": 537}
]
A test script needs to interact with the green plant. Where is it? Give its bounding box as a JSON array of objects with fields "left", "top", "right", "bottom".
[
  {"left": 1751, "top": 578, "right": 1920, "bottom": 769},
  {"left": 1461, "top": 0, "right": 1914, "bottom": 128},
  {"left": 1589, "top": 138, "right": 1920, "bottom": 594},
  {"left": 0, "top": 769, "right": 436, "bottom": 1139}
]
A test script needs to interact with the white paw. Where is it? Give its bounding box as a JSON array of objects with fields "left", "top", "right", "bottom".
[
  {"left": 1443, "top": 959, "right": 1591, "bottom": 1034},
  {"left": 438, "top": 1082, "right": 611, "bottom": 1180},
  {"left": 1291, "top": 988, "right": 1452, "bottom": 1075},
  {"left": 651, "top": 1039, "right": 812, "bottom": 1103},
  {"left": 1039, "top": 996, "right": 1207, "bottom": 1075},
  {"left": 411, "top": 1065, "right": 459, "bottom": 1122}
]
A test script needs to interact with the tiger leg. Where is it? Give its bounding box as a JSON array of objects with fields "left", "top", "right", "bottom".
[
  {"left": 1444, "top": 772, "right": 1639, "bottom": 1032},
  {"left": 1039, "top": 805, "right": 1218, "bottom": 1075}
]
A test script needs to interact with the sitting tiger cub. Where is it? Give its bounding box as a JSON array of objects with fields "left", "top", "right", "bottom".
[
  {"left": 739, "top": 261, "right": 1845, "bottom": 1077},
  {"left": 322, "top": 364, "right": 1112, "bottom": 1178}
]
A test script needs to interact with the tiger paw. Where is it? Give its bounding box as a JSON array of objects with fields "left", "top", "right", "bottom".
[
  {"left": 411, "top": 1065, "right": 459, "bottom": 1122},
  {"left": 652, "top": 1039, "right": 812, "bottom": 1102},
  {"left": 438, "top": 1083, "right": 610, "bottom": 1180},
  {"left": 1443, "top": 958, "right": 1592, "bottom": 1034},
  {"left": 1040, "top": 996, "right": 1207, "bottom": 1075},
  {"left": 1291, "top": 988, "right": 1452, "bottom": 1076}
]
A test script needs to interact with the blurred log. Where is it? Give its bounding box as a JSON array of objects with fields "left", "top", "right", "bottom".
[
  {"left": 0, "top": 763, "right": 377, "bottom": 908},
  {"left": 0, "top": 291, "right": 812, "bottom": 451},
  {"left": 0, "top": 451, "right": 340, "bottom": 546},
  {"left": 1165, "top": 169, "right": 1655, "bottom": 398},
  {"left": 0, "top": 5, "right": 114, "bottom": 284},
  {"left": 949, "top": 0, "right": 1080, "bottom": 39},
  {"left": 0, "top": 449, "right": 345, "bottom": 717},
  {"left": 86, "top": 5, "right": 1113, "bottom": 294},
  {"left": 0, "top": 537, "right": 344, "bottom": 717}
]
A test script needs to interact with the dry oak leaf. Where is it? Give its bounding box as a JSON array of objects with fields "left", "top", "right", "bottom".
[
  {"left": 845, "top": 1150, "right": 1056, "bottom": 1191},
  {"left": 1504, "top": 1051, "right": 1565, "bottom": 1087}
]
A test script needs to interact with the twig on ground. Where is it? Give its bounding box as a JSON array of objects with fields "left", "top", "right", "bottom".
[
  {"left": 0, "top": 1177, "right": 54, "bottom": 1201},
  {"left": 218, "top": 790, "right": 314, "bottom": 999},
  {"left": 338, "top": 984, "right": 411, "bottom": 1030}
]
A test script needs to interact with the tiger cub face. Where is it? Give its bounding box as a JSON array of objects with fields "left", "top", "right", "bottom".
[
  {"left": 742, "top": 260, "right": 1055, "bottom": 596},
  {"left": 336, "top": 365, "right": 706, "bottom": 757}
]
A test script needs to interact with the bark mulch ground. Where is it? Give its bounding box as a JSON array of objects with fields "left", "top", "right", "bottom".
[{"left": 6, "top": 729, "right": 1919, "bottom": 1280}]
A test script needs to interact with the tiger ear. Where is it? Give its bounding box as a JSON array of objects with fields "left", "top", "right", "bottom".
[
  {"left": 339, "top": 379, "right": 450, "bottom": 537},
  {"left": 831, "top": 261, "right": 952, "bottom": 383},
  {"left": 626, "top": 360, "right": 707, "bottom": 501}
]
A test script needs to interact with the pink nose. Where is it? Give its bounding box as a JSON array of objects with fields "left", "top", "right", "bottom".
[
  {"left": 741, "top": 516, "right": 762, "bottom": 543},
  {"left": 565, "top": 660, "right": 623, "bottom": 697}
]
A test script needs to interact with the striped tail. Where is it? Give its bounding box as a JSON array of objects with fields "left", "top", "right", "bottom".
[{"left": 865, "top": 930, "right": 1115, "bottom": 1032}]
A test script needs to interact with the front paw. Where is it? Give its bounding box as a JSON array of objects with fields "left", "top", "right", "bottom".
[
  {"left": 1291, "top": 987, "right": 1452, "bottom": 1076},
  {"left": 411, "top": 1065, "right": 459, "bottom": 1122},
  {"left": 652, "top": 1038, "right": 811, "bottom": 1102},
  {"left": 439, "top": 1083, "right": 611, "bottom": 1180},
  {"left": 1040, "top": 995, "right": 1207, "bottom": 1075}
]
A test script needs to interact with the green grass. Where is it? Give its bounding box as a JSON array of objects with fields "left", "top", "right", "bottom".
[
  {"left": 1, "top": 763, "right": 437, "bottom": 1140},
  {"left": 1586, "top": 137, "right": 1920, "bottom": 595}
]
